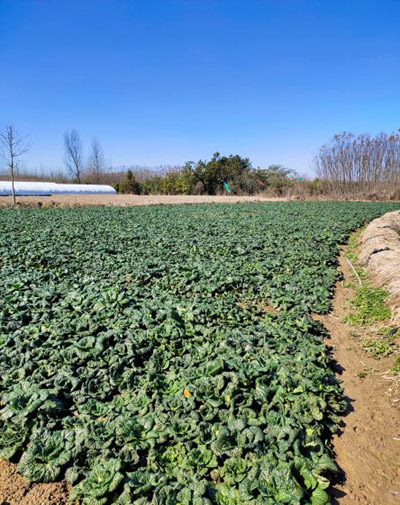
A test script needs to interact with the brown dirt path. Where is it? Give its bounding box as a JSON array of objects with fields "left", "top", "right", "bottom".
[
  {"left": 317, "top": 252, "right": 400, "bottom": 505},
  {"left": 0, "top": 194, "right": 287, "bottom": 208}
]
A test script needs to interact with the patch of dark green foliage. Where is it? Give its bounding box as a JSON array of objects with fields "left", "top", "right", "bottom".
[{"left": 0, "top": 202, "right": 399, "bottom": 505}]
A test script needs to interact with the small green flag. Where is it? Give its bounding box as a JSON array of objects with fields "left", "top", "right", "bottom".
[{"left": 223, "top": 182, "right": 231, "bottom": 194}]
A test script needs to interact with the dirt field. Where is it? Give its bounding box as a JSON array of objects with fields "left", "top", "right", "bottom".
[{"left": 0, "top": 194, "right": 287, "bottom": 208}]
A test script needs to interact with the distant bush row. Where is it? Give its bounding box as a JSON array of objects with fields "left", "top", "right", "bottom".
[{"left": 113, "top": 153, "right": 300, "bottom": 196}]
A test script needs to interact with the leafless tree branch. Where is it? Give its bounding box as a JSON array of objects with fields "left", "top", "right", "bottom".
[
  {"left": 87, "top": 138, "right": 106, "bottom": 183},
  {"left": 314, "top": 131, "right": 400, "bottom": 195},
  {"left": 0, "top": 123, "right": 31, "bottom": 204},
  {"left": 64, "top": 129, "right": 84, "bottom": 183}
]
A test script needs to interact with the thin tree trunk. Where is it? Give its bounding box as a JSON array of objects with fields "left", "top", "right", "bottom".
[{"left": 10, "top": 159, "right": 16, "bottom": 205}]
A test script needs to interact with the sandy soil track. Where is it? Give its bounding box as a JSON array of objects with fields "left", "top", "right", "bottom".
[
  {"left": 0, "top": 194, "right": 287, "bottom": 208},
  {"left": 319, "top": 252, "right": 400, "bottom": 505}
]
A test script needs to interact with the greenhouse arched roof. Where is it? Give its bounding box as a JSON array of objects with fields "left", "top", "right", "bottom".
[{"left": 0, "top": 181, "right": 116, "bottom": 196}]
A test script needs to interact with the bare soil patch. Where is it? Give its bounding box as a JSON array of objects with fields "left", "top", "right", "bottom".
[
  {"left": 360, "top": 210, "right": 400, "bottom": 323},
  {"left": 317, "top": 252, "right": 400, "bottom": 505},
  {"left": 0, "top": 459, "right": 69, "bottom": 505},
  {"left": 0, "top": 194, "right": 287, "bottom": 208}
]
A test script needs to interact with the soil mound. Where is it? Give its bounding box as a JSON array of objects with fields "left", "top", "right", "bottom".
[{"left": 359, "top": 210, "right": 400, "bottom": 323}]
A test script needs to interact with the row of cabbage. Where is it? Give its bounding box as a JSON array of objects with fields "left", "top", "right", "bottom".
[{"left": 0, "top": 202, "right": 399, "bottom": 505}]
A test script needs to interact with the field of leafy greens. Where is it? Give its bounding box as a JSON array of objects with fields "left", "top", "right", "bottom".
[{"left": 0, "top": 201, "right": 399, "bottom": 505}]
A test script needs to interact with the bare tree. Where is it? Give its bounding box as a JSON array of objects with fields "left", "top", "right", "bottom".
[
  {"left": 87, "top": 138, "right": 106, "bottom": 183},
  {"left": 314, "top": 130, "right": 400, "bottom": 195},
  {"left": 64, "top": 129, "right": 84, "bottom": 182},
  {"left": 0, "top": 124, "right": 31, "bottom": 205}
]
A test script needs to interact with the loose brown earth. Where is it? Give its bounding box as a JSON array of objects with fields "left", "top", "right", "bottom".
[
  {"left": 0, "top": 213, "right": 399, "bottom": 505},
  {"left": 318, "top": 252, "right": 400, "bottom": 505},
  {"left": 0, "top": 459, "right": 69, "bottom": 505},
  {"left": 0, "top": 194, "right": 287, "bottom": 208}
]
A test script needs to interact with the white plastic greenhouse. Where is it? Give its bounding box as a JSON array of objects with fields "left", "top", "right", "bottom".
[{"left": 0, "top": 181, "right": 116, "bottom": 196}]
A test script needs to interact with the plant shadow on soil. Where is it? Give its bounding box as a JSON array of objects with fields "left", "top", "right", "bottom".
[
  {"left": 329, "top": 395, "right": 355, "bottom": 504},
  {"left": 325, "top": 342, "right": 356, "bottom": 504}
]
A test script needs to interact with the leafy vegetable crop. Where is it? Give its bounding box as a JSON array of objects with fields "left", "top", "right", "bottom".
[{"left": 0, "top": 202, "right": 399, "bottom": 505}]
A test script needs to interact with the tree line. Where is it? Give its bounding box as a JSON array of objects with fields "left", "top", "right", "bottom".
[
  {"left": 1, "top": 123, "right": 400, "bottom": 201},
  {"left": 63, "top": 131, "right": 300, "bottom": 196},
  {"left": 314, "top": 131, "right": 400, "bottom": 195},
  {"left": 0, "top": 124, "right": 300, "bottom": 197},
  {"left": 115, "top": 154, "right": 299, "bottom": 196}
]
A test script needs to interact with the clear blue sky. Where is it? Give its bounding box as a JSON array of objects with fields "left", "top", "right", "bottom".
[{"left": 1, "top": 0, "right": 400, "bottom": 175}]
